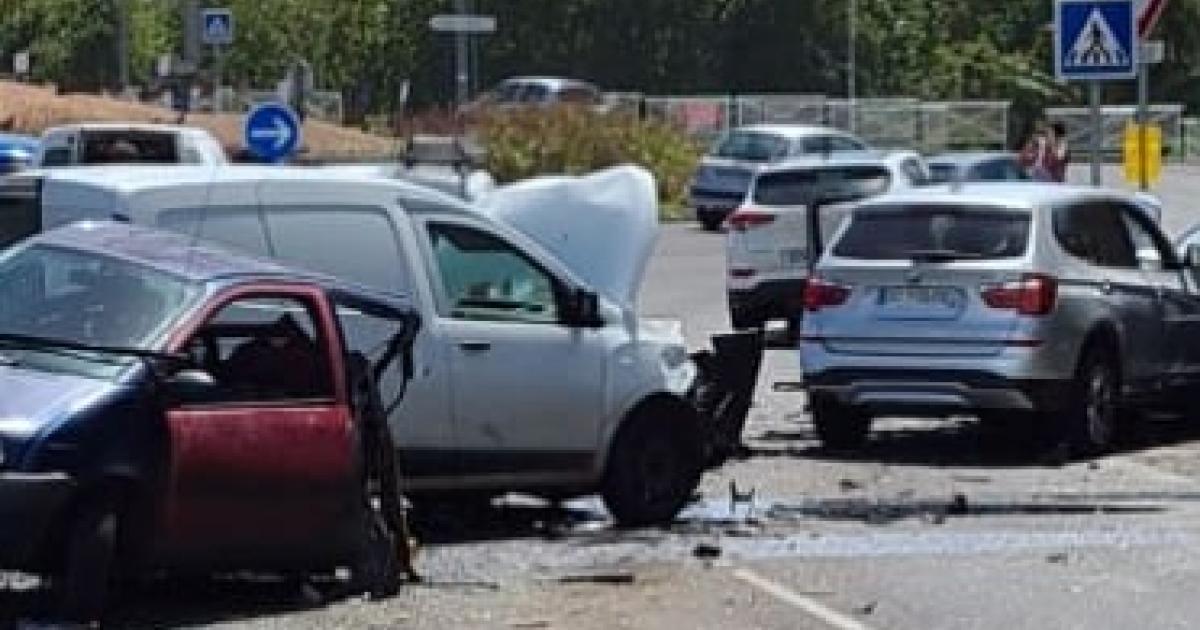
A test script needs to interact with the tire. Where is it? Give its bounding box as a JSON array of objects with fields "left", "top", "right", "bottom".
[
  {"left": 57, "top": 494, "right": 121, "bottom": 623},
  {"left": 602, "top": 409, "right": 702, "bottom": 527},
  {"left": 1067, "top": 346, "right": 1121, "bottom": 455},
  {"left": 812, "top": 397, "right": 871, "bottom": 450},
  {"left": 700, "top": 216, "right": 724, "bottom": 232}
]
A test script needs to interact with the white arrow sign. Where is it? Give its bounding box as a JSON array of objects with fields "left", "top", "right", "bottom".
[{"left": 249, "top": 115, "right": 294, "bottom": 152}]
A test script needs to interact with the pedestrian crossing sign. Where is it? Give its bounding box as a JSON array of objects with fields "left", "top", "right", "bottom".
[{"left": 1056, "top": 0, "right": 1137, "bottom": 80}]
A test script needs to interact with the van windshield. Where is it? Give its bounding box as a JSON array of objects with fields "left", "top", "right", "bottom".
[
  {"left": 833, "top": 205, "right": 1031, "bottom": 261},
  {"left": 753, "top": 166, "right": 891, "bottom": 205}
]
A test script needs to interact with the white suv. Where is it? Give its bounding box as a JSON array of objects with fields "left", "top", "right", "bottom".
[{"left": 725, "top": 151, "right": 929, "bottom": 330}]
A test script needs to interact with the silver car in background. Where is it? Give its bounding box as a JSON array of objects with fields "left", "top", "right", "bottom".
[
  {"left": 801, "top": 183, "right": 1200, "bottom": 454},
  {"left": 689, "top": 125, "right": 868, "bottom": 231}
]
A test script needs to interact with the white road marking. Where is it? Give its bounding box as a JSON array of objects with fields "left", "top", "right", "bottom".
[{"left": 733, "top": 567, "right": 876, "bottom": 630}]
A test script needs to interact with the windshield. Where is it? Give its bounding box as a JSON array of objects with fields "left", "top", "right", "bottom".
[
  {"left": 833, "top": 205, "right": 1031, "bottom": 260},
  {"left": 0, "top": 244, "right": 201, "bottom": 377},
  {"left": 711, "top": 131, "right": 789, "bottom": 162},
  {"left": 753, "top": 166, "right": 891, "bottom": 205}
]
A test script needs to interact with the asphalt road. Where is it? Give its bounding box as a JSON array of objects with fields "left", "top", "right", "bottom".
[{"left": 11, "top": 163, "right": 1200, "bottom": 629}]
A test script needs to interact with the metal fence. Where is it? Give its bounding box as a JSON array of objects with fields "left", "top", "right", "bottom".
[
  {"left": 1045, "top": 105, "right": 1185, "bottom": 160},
  {"left": 637, "top": 93, "right": 1011, "bottom": 152}
]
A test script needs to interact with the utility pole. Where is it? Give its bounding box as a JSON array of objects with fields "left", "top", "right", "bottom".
[
  {"left": 116, "top": 0, "right": 130, "bottom": 91},
  {"left": 454, "top": 0, "right": 470, "bottom": 106},
  {"left": 182, "top": 0, "right": 201, "bottom": 67},
  {"left": 847, "top": 0, "right": 857, "bottom": 133}
]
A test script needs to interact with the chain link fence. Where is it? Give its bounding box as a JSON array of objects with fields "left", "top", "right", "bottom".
[
  {"left": 636, "top": 93, "right": 1011, "bottom": 152},
  {"left": 1045, "top": 105, "right": 1185, "bottom": 161}
]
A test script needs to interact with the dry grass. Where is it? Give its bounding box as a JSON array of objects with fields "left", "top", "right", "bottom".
[{"left": 0, "top": 81, "right": 397, "bottom": 158}]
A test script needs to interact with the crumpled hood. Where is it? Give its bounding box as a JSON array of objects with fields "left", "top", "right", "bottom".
[
  {"left": 0, "top": 366, "right": 112, "bottom": 438},
  {"left": 478, "top": 165, "right": 659, "bottom": 310}
]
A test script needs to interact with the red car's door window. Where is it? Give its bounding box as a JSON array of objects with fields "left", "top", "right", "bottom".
[{"left": 161, "top": 291, "right": 356, "bottom": 563}]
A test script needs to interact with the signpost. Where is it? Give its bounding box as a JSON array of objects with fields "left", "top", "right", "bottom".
[
  {"left": 1134, "top": 0, "right": 1170, "bottom": 191},
  {"left": 1055, "top": 0, "right": 1138, "bottom": 186},
  {"left": 244, "top": 102, "right": 301, "bottom": 162},
  {"left": 429, "top": 8, "right": 497, "bottom": 106},
  {"left": 201, "top": 8, "right": 233, "bottom": 113}
]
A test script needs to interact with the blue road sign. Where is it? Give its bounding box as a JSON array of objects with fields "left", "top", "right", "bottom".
[
  {"left": 1055, "top": 0, "right": 1137, "bottom": 81},
  {"left": 202, "top": 8, "right": 234, "bottom": 46},
  {"left": 244, "top": 102, "right": 301, "bottom": 162}
]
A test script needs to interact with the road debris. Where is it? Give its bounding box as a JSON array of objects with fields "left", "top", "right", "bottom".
[
  {"left": 693, "top": 543, "right": 723, "bottom": 559},
  {"left": 557, "top": 572, "right": 637, "bottom": 586},
  {"left": 1047, "top": 552, "right": 1070, "bottom": 564},
  {"left": 839, "top": 478, "right": 864, "bottom": 492},
  {"left": 855, "top": 601, "right": 878, "bottom": 615}
]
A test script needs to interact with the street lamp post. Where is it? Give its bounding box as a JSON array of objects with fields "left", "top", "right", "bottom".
[{"left": 848, "top": 0, "right": 857, "bottom": 133}]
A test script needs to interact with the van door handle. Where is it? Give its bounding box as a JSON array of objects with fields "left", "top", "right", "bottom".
[{"left": 458, "top": 340, "right": 492, "bottom": 353}]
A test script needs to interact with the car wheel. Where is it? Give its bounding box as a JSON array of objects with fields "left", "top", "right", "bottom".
[
  {"left": 602, "top": 409, "right": 702, "bottom": 527},
  {"left": 57, "top": 494, "right": 121, "bottom": 623},
  {"left": 700, "top": 216, "right": 724, "bottom": 232},
  {"left": 812, "top": 397, "right": 871, "bottom": 450},
  {"left": 1068, "top": 347, "right": 1121, "bottom": 455}
]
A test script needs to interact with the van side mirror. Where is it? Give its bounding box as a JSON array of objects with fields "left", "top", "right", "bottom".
[
  {"left": 563, "top": 288, "right": 604, "bottom": 328},
  {"left": 166, "top": 368, "right": 220, "bottom": 405}
]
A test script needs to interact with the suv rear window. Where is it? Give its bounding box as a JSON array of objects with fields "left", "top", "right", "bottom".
[
  {"left": 753, "top": 166, "right": 891, "bottom": 205},
  {"left": 833, "top": 205, "right": 1030, "bottom": 260},
  {"left": 712, "top": 132, "right": 788, "bottom": 162}
]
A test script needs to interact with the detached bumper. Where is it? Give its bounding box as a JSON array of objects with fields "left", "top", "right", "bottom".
[
  {"left": 0, "top": 472, "right": 74, "bottom": 567},
  {"left": 728, "top": 279, "right": 808, "bottom": 324}
]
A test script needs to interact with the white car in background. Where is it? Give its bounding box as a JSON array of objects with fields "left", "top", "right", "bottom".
[
  {"left": 725, "top": 151, "right": 930, "bottom": 330},
  {"left": 689, "top": 125, "right": 869, "bottom": 231}
]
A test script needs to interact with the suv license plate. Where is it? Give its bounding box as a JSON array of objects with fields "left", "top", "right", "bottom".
[{"left": 880, "top": 286, "right": 962, "bottom": 308}]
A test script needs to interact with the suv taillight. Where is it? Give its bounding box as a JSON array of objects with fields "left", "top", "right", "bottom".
[
  {"left": 803, "top": 277, "right": 851, "bottom": 312},
  {"left": 981, "top": 274, "right": 1057, "bottom": 316},
  {"left": 726, "top": 207, "right": 776, "bottom": 232}
]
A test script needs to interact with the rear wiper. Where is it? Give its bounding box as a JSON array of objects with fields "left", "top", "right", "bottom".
[
  {"left": 0, "top": 333, "right": 187, "bottom": 364},
  {"left": 904, "top": 249, "right": 984, "bottom": 263}
]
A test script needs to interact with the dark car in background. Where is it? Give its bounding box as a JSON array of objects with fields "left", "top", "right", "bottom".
[{"left": 926, "top": 152, "right": 1029, "bottom": 185}]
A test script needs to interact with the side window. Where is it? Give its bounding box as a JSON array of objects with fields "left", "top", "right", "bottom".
[
  {"left": 1120, "top": 205, "right": 1175, "bottom": 272},
  {"left": 798, "top": 137, "right": 826, "bottom": 154},
  {"left": 972, "top": 160, "right": 1009, "bottom": 181},
  {"left": 1054, "top": 202, "right": 1137, "bottom": 268},
  {"left": 158, "top": 206, "right": 271, "bottom": 257},
  {"left": 183, "top": 295, "right": 333, "bottom": 404},
  {"left": 40, "top": 147, "right": 73, "bottom": 167},
  {"left": 264, "top": 205, "right": 411, "bottom": 295},
  {"left": 828, "top": 136, "right": 866, "bottom": 152},
  {"left": 426, "top": 222, "right": 561, "bottom": 324}
]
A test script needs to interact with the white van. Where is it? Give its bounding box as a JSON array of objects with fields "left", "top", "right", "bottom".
[
  {"left": 35, "top": 123, "right": 228, "bottom": 168},
  {"left": 0, "top": 165, "right": 759, "bottom": 525}
]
